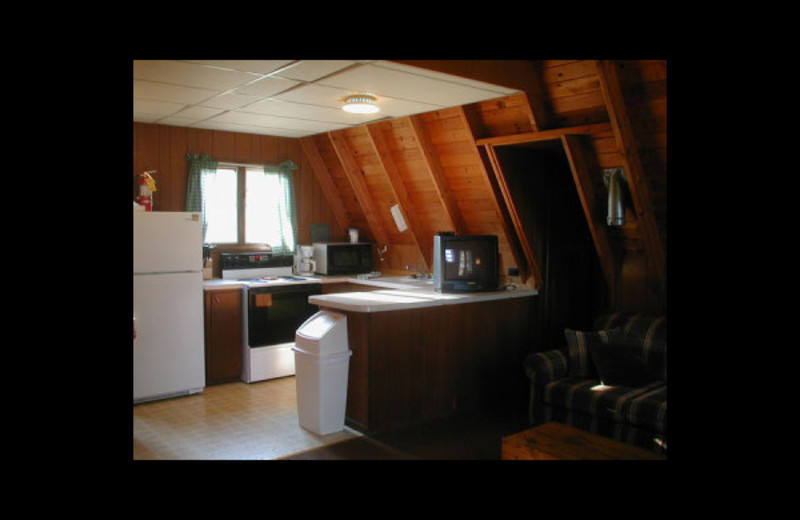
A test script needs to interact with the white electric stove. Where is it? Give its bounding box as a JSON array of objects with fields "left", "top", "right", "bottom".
[{"left": 220, "top": 252, "right": 322, "bottom": 383}]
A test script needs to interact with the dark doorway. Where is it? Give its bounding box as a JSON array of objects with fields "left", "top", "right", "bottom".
[{"left": 494, "top": 141, "right": 608, "bottom": 352}]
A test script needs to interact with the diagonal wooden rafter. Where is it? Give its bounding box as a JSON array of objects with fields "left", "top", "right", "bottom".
[
  {"left": 408, "top": 114, "right": 467, "bottom": 234},
  {"left": 299, "top": 136, "right": 350, "bottom": 234},
  {"left": 365, "top": 121, "right": 433, "bottom": 269},
  {"left": 459, "top": 104, "right": 539, "bottom": 287},
  {"left": 595, "top": 60, "right": 666, "bottom": 295},
  {"left": 327, "top": 130, "right": 390, "bottom": 246},
  {"left": 480, "top": 143, "right": 537, "bottom": 286}
]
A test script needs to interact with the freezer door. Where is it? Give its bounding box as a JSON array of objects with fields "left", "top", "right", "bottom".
[
  {"left": 134, "top": 271, "right": 205, "bottom": 402},
  {"left": 134, "top": 212, "right": 202, "bottom": 273}
]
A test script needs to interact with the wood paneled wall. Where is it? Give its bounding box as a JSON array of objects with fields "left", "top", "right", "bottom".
[
  {"left": 132, "top": 60, "right": 667, "bottom": 314},
  {"left": 132, "top": 123, "right": 347, "bottom": 256}
]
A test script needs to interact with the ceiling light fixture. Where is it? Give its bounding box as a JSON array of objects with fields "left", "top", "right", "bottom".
[{"left": 343, "top": 94, "right": 379, "bottom": 114}]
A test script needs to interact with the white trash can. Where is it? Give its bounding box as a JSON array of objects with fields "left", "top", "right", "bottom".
[{"left": 293, "top": 311, "right": 351, "bottom": 435}]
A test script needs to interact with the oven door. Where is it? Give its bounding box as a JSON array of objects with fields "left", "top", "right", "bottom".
[{"left": 247, "top": 284, "right": 322, "bottom": 348}]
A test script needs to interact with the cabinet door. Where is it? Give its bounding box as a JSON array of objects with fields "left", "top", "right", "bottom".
[{"left": 204, "top": 289, "right": 243, "bottom": 385}]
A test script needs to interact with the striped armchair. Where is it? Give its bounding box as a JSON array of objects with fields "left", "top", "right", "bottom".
[{"left": 523, "top": 313, "right": 667, "bottom": 454}]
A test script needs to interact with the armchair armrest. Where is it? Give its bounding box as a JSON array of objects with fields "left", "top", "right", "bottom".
[
  {"left": 523, "top": 348, "right": 569, "bottom": 386},
  {"left": 524, "top": 348, "right": 569, "bottom": 424}
]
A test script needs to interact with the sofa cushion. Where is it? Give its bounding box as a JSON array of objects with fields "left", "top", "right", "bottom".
[
  {"left": 595, "top": 314, "right": 667, "bottom": 382},
  {"left": 564, "top": 328, "right": 617, "bottom": 378},
  {"left": 622, "top": 384, "right": 667, "bottom": 434},
  {"left": 589, "top": 342, "right": 655, "bottom": 387},
  {"left": 542, "top": 377, "right": 666, "bottom": 433}
]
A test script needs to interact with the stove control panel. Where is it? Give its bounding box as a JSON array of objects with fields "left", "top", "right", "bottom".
[{"left": 221, "top": 252, "right": 293, "bottom": 270}]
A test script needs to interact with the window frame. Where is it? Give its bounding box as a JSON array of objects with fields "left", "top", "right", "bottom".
[{"left": 206, "top": 163, "right": 292, "bottom": 248}]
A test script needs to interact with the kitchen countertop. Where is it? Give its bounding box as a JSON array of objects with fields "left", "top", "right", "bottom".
[
  {"left": 308, "top": 276, "right": 537, "bottom": 313},
  {"left": 204, "top": 275, "right": 537, "bottom": 312},
  {"left": 203, "top": 279, "right": 249, "bottom": 290},
  {"left": 202, "top": 275, "right": 349, "bottom": 290}
]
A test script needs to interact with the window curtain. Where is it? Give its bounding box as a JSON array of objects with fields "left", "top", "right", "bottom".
[
  {"left": 185, "top": 154, "right": 298, "bottom": 253},
  {"left": 258, "top": 159, "right": 298, "bottom": 254},
  {"left": 185, "top": 153, "right": 218, "bottom": 241}
]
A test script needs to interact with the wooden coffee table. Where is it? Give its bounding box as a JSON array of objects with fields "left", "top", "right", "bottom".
[{"left": 502, "top": 422, "right": 665, "bottom": 460}]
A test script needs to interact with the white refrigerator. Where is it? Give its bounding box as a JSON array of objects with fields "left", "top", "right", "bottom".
[{"left": 133, "top": 211, "right": 205, "bottom": 403}]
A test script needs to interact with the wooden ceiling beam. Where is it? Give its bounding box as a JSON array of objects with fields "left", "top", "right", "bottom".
[
  {"left": 595, "top": 60, "right": 666, "bottom": 295},
  {"left": 458, "top": 105, "right": 539, "bottom": 287},
  {"left": 480, "top": 143, "right": 537, "bottom": 286},
  {"left": 475, "top": 122, "right": 612, "bottom": 147},
  {"left": 366, "top": 122, "right": 433, "bottom": 269},
  {"left": 300, "top": 136, "right": 350, "bottom": 234},
  {"left": 327, "top": 131, "right": 390, "bottom": 246}
]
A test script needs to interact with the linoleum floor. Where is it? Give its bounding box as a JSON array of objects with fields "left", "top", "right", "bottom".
[{"left": 133, "top": 376, "right": 362, "bottom": 460}]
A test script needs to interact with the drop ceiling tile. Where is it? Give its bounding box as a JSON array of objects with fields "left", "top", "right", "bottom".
[
  {"left": 200, "top": 91, "right": 263, "bottom": 110},
  {"left": 233, "top": 75, "right": 300, "bottom": 98},
  {"left": 172, "top": 105, "right": 225, "bottom": 121},
  {"left": 196, "top": 118, "right": 339, "bottom": 138},
  {"left": 134, "top": 80, "right": 217, "bottom": 105},
  {"left": 371, "top": 96, "right": 443, "bottom": 117},
  {"left": 374, "top": 61, "right": 520, "bottom": 95},
  {"left": 133, "top": 112, "right": 161, "bottom": 124},
  {"left": 134, "top": 60, "right": 259, "bottom": 91},
  {"left": 133, "top": 59, "right": 521, "bottom": 138},
  {"left": 191, "top": 120, "right": 291, "bottom": 136},
  {"left": 159, "top": 115, "right": 204, "bottom": 127},
  {"left": 183, "top": 60, "right": 296, "bottom": 75},
  {"left": 211, "top": 110, "right": 346, "bottom": 133},
  {"left": 273, "top": 83, "right": 352, "bottom": 110},
  {"left": 245, "top": 98, "right": 371, "bottom": 124},
  {"left": 274, "top": 60, "right": 357, "bottom": 82},
  {"left": 319, "top": 63, "right": 508, "bottom": 106},
  {"left": 208, "top": 111, "right": 274, "bottom": 126},
  {"left": 133, "top": 98, "right": 184, "bottom": 118}
]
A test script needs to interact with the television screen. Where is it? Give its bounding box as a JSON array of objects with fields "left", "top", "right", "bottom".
[
  {"left": 443, "top": 240, "right": 492, "bottom": 280},
  {"left": 434, "top": 234, "right": 498, "bottom": 293}
]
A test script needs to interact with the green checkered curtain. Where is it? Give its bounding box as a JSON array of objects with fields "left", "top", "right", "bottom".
[
  {"left": 185, "top": 153, "right": 218, "bottom": 241},
  {"left": 251, "top": 160, "right": 298, "bottom": 254}
]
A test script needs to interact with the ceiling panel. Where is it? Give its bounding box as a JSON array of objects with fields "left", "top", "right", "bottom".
[
  {"left": 274, "top": 60, "right": 357, "bottom": 82},
  {"left": 133, "top": 60, "right": 521, "bottom": 137},
  {"left": 183, "top": 60, "right": 296, "bottom": 75}
]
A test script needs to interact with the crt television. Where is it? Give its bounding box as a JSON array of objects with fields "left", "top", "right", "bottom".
[{"left": 433, "top": 234, "right": 499, "bottom": 293}]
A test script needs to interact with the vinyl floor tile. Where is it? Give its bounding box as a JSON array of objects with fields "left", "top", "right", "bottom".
[{"left": 133, "top": 376, "right": 361, "bottom": 460}]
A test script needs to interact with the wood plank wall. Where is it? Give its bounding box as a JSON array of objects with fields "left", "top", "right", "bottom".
[
  {"left": 132, "top": 123, "right": 346, "bottom": 269},
  {"left": 132, "top": 59, "right": 666, "bottom": 314}
]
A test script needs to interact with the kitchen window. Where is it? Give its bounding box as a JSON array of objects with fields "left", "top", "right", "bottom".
[{"left": 186, "top": 154, "right": 298, "bottom": 253}]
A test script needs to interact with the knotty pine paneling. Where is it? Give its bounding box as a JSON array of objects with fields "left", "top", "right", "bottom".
[
  {"left": 469, "top": 93, "right": 536, "bottom": 138},
  {"left": 416, "top": 107, "right": 518, "bottom": 278},
  {"left": 309, "top": 132, "right": 370, "bottom": 240},
  {"left": 540, "top": 60, "right": 609, "bottom": 127},
  {"left": 132, "top": 122, "right": 343, "bottom": 245}
]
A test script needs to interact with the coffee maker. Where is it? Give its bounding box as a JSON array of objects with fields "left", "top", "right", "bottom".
[{"left": 295, "top": 245, "right": 316, "bottom": 275}]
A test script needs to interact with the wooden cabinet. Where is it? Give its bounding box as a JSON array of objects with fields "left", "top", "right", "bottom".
[
  {"left": 328, "top": 296, "right": 533, "bottom": 434},
  {"left": 203, "top": 288, "right": 243, "bottom": 385}
]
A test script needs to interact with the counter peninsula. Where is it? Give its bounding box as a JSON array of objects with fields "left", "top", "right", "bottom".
[{"left": 309, "top": 277, "right": 537, "bottom": 434}]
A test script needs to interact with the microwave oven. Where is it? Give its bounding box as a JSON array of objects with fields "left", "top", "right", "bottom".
[{"left": 313, "top": 242, "right": 373, "bottom": 275}]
